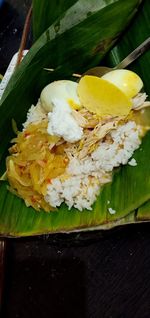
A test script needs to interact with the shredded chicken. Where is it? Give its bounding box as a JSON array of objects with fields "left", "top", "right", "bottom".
[
  {"left": 75, "top": 120, "right": 119, "bottom": 159},
  {"left": 79, "top": 108, "right": 99, "bottom": 128},
  {"left": 94, "top": 121, "right": 118, "bottom": 139},
  {"left": 132, "top": 93, "right": 149, "bottom": 109},
  {"left": 65, "top": 109, "right": 124, "bottom": 160},
  {"left": 71, "top": 109, "right": 88, "bottom": 127},
  {"left": 133, "top": 101, "right": 150, "bottom": 111}
]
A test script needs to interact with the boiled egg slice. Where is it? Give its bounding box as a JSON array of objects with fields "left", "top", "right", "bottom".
[
  {"left": 40, "top": 80, "right": 81, "bottom": 112},
  {"left": 78, "top": 75, "right": 132, "bottom": 117},
  {"left": 102, "top": 69, "right": 143, "bottom": 99}
]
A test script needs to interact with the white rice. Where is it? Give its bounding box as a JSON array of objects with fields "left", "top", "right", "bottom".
[
  {"left": 91, "top": 121, "right": 140, "bottom": 171},
  {"left": 23, "top": 101, "right": 47, "bottom": 129},
  {"left": 45, "top": 121, "right": 141, "bottom": 210},
  {"left": 45, "top": 176, "right": 100, "bottom": 211},
  {"left": 128, "top": 158, "right": 137, "bottom": 166},
  {"left": 108, "top": 207, "right": 116, "bottom": 215}
]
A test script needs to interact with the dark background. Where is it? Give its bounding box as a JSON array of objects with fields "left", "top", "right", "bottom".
[{"left": 1, "top": 1, "right": 150, "bottom": 317}]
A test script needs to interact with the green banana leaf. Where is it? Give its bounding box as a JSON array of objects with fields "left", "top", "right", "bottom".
[
  {"left": 0, "top": 0, "right": 150, "bottom": 237},
  {"left": 137, "top": 200, "right": 150, "bottom": 221},
  {"left": 32, "top": 0, "right": 78, "bottom": 41}
]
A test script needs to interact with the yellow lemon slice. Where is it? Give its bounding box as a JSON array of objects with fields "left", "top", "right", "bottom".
[{"left": 78, "top": 75, "right": 132, "bottom": 116}]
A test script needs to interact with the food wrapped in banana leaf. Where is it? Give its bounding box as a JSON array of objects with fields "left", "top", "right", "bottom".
[
  {"left": 0, "top": 0, "right": 150, "bottom": 237},
  {"left": 6, "top": 71, "right": 150, "bottom": 213}
]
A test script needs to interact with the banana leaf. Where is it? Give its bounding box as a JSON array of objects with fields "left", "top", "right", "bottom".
[
  {"left": 0, "top": 0, "right": 150, "bottom": 237},
  {"left": 137, "top": 201, "right": 150, "bottom": 221},
  {"left": 32, "top": 0, "right": 78, "bottom": 41}
]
